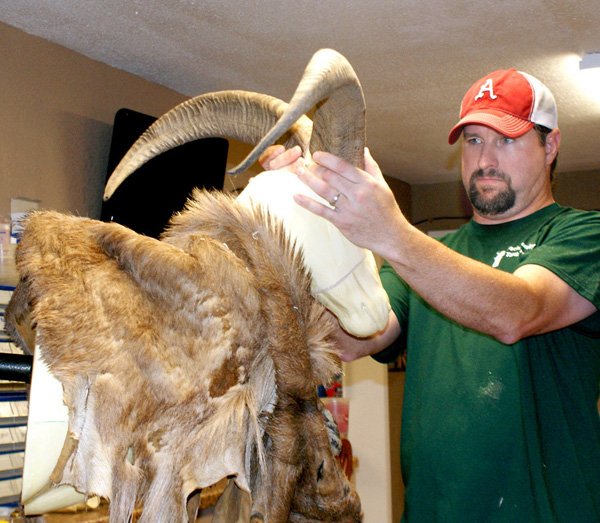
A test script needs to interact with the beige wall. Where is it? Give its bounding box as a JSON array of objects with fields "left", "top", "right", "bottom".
[
  {"left": 410, "top": 180, "right": 471, "bottom": 233},
  {"left": 553, "top": 169, "right": 600, "bottom": 211},
  {"left": 385, "top": 175, "right": 411, "bottom": 219},
  {"left": 0, "top": 22, "right": 177, "bottom": 219},
  {"left": 0, "top": 22, "right": 259, "bottom": 221}
]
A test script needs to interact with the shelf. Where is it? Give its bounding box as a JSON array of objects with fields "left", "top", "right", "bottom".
[{"left": 0, "top": 286, "right": 27, "bottom": 510}]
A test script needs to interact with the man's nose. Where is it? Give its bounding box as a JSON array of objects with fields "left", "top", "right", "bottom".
[{"left": 477, "top": 142, "right": 499, "bottom": 171}]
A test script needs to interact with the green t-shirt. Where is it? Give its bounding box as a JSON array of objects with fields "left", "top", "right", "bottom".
[{"left": 376, "top": 204, "right": 600, "bottom": 522}]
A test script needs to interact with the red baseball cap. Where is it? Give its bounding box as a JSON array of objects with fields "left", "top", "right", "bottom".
[{"left": 448, "top": 69, "right": 558, "bottom": 144}]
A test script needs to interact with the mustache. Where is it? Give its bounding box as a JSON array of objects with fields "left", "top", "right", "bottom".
[{"left": 470, "top": 168, "right": 508, "bottom": 181}]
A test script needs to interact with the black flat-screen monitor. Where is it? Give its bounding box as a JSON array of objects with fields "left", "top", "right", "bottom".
[{"left": 101, "top": 108, "right": 228, "bottom": 238}]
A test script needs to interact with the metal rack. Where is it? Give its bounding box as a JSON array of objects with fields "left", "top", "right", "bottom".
[{"left": 0, "top": 285, "right": 28, "bottom": 509}]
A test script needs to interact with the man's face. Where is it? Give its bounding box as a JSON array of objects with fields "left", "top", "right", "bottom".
[{"left": 460, "top": 125, "right": 555, "bottom": 223}]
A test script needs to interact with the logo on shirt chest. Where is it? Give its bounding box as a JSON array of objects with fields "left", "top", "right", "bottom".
[{"left": 492, "top": 242, "right": 536, "bottom": 268}]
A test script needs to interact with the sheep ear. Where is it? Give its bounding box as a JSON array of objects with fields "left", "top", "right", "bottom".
[
  {"left": 185, "top": 491, "right": 201, "bottom": 522},
  {"left": 212, "top": 479, "right": 252, "bottom": 522}
]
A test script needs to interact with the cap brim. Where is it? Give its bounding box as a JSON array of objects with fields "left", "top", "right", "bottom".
[{"left": 448, "top": 110, "right": 533, "bottom": 144}]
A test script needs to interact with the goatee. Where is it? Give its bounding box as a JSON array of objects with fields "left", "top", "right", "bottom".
[{"left": 468, "top": 169, "right": 516, "bottom": 216}]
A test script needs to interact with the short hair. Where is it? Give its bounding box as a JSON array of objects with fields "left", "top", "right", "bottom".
[{"left": 533, "top": 124, "right": 558, "bottom": 182}]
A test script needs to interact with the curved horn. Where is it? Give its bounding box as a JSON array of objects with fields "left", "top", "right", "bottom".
[
  {"left": 229, "top": 48, "right": 366, "bottom": 175},
  {"left": 103, "top": 91, "right": 312, "bottom": 200}
]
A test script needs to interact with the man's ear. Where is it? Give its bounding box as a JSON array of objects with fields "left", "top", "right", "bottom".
[{"left": 545, "top": 128, "right": 561, "bottom": 165}]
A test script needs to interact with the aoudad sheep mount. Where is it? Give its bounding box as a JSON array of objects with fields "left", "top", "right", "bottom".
[{"left": 5, "top": 48, "right": 390, "bottom": 522}]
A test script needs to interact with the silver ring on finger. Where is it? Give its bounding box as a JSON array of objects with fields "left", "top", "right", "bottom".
[{"left": 329, "top": 192, "right": 341, "bottom": 211}]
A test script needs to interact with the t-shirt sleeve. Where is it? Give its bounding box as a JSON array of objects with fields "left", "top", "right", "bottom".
[
  {"left": 371, "top": 261, "right": 410, "bottom": 363},
  {"left": 521, "top": 210, "right": 600, "bottom": 308}
]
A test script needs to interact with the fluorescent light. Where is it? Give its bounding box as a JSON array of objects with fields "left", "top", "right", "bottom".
[{"left": 580, "top": 52, "right": 600, "bottom": 70}]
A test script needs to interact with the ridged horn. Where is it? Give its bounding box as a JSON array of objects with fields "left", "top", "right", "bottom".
[
  {"left": 229, "top": 48, "right": 366, "bottom": 175},
  {"left": 103, "top": 91, "right": 312, "bottom": 200}
]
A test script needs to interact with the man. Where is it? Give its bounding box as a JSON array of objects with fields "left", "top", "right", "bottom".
[{"left": 261, "top": 69, "right": 600, "bottom": 521}]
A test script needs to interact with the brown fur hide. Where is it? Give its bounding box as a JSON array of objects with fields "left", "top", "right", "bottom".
[{"left": 7, "top": 190, "right": 361, "bottom": 522}]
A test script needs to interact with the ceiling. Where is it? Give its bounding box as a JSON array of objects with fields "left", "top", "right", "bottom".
[{"left": 2, "top": 0, "right": 600, "bottom": 185}]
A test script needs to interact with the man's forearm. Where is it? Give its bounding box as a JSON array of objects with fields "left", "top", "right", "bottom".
[{"left": 384, "top": 223, "right": 593, "bottom": 344}]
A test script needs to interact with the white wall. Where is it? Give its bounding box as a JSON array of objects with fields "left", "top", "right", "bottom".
[{"left": 344, "top": 358, "right": 392, "bottom": 523}]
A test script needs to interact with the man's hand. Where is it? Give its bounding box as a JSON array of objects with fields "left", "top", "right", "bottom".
[
  {"left": 293, "top": 148, "right": 408, "bottom": 259},
  {"left": 327, "top": 309, "right": 401, "bottom": 362},
  {"left": 259, "top": 145, "right": 304, "bottom": 173}
]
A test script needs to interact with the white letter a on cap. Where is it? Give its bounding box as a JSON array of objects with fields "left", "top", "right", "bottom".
[{"left": 474, "top": 79, "right": 497, "bottom": 101}]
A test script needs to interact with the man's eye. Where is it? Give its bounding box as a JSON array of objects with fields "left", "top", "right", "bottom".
[{"left": 501, "top": 137, "right": 515, "bottom": 145}]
